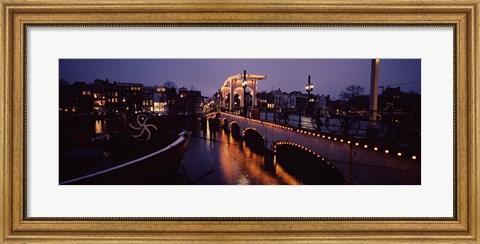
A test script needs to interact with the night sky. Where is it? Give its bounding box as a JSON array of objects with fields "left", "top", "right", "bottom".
[{"left": 59, "top": 59, "right": 421, "bottom": 98}]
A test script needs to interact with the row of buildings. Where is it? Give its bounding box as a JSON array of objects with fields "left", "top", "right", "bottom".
[
  {"left": 207, "top": 86, "right": 419, "bottom": 116},
  {"left": 255, "top": 87, "right": 418, "bottom": 112},
  {"left": 206, "top": 88, "right": 329, "bottom": 116},
  {"left": 59, "top": 79, "right": 205, "bottom": 116},
  {"left": 253, "top": 89, "right": 329, "bottom": 113}
]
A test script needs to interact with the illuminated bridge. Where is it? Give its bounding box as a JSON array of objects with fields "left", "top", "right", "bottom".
[
  {"left": 208, "top": 69, "right": 420, "bottom": 184},
  {"left": 213, "top": 112, "right": 420, "bottom": 185}
]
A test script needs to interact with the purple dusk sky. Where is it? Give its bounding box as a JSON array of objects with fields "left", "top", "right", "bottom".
[{"left": 59, "top": 59, "right": 421, "bottom": 99}]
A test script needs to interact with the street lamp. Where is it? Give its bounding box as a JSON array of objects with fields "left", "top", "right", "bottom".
[
  {"left": 217, "top": 89, "right": 222, "bottom": 112},
  {"left": 305, "top": 75, "right": 314, "bottom": 117},
  {"left": 305, "top": 75, "right": 314, "bottom": 95},
  {"left": 242, "top": 70, "right": 248, "bottom": 117},
  {"left": 299, "top": 75, "right": 314, "bottom": 127}
]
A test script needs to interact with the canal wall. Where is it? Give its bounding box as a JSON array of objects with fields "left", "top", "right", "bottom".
[{"left": 220, "top": 113, "right": 420, "bottom": 185}]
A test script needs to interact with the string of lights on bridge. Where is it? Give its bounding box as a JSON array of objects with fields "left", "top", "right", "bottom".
[
  {"left": 218, "top": 112, "right": 418, "bottom": 161},
  {"left": 273, "top": 141, "right": 336, "bottom": 171}
]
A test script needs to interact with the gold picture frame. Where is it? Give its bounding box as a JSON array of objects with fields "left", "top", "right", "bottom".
[{"left": 1, "top": 0, "right": 478, "bottom": 242}]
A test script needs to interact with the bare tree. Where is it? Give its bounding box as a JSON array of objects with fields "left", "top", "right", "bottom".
[
  {"left": 163, "top": 81, "right": 177, "bottom": 90},
  {"left": 339, "top": 85, "right": 365, "bottom": 101}
]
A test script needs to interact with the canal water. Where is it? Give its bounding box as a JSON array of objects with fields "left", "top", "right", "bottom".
[
  {"left": 180, "top": 117, "right": 343, "bottom": 185},
  {"left": 181, "top": 117, "right": 299, "bottom": 185},
  {"left": 61, "top": 116, "right": 343, "bottom": 185}
]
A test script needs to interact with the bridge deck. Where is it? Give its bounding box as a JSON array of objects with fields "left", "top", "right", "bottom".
[{"left": 218, "top": 112, "right": 420, "bottom": 185}]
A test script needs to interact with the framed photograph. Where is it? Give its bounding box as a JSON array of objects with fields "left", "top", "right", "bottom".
[{"left": 1, "top": 0, "right": 478, "bottom": 242}]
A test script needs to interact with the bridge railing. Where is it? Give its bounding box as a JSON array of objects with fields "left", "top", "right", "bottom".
[{"left": 219, "top": 106, "right": 420, "bottom": 156}]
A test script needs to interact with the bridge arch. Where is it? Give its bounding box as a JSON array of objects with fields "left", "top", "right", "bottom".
[
  {"left": 229, "top": 121, "right": 241, "bottom": 138},
  {"left": 221, "top": 118, "right": 229, "bottom": 131},
  {"left": 219, "top": 73, "right": 267, "bottom": 111},
  {"left": 243, "top": 128, "right": 265, "bottom": 152},
  {"left": 273, "top": 141, "right": 344, "bottom": 184},
  {"left": 233, "top": 93, "right": 241, "bottom": 108},
  {"left": 232, "top": 87, "right": 254, "bottom": 107},
  {"left": 224, "top": 94, "right": 230, "bottom": 109}
]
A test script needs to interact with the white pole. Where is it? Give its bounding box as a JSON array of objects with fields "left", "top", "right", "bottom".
[
  {"left": 368, "top": 58, "right": 380, "bottom": 128},
  {"left": 229, "top": 79, "right": 233, "bottom": 111}
]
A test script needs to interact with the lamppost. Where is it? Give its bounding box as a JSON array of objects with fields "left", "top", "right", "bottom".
[
  {"left": 305, "top": 75, "right": 314, "bottom": 117},
  {"left": 215, "top": 90, "right": 218, "bottom": 111},
  {"left": 299, "top": 75, "right": 314, "bottom": 127},
  {"left": 306, "top": 75, "right": 314, "bottom": 95},
  {"left": 242, "top": 70, "right": 248, "bottom": 118}
]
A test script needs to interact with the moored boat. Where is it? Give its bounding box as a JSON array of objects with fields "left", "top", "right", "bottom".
[
  {"left": 60, "top": 112, "right": 191, "bottom": 185},
  {"left": 60, "top": 131, "right": 190, "bottom": 185}
]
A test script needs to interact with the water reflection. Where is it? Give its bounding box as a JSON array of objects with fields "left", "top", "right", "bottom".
[
  {"left": 63, "top": 117, "right": 341, "bottom": 185},
  {"left": 183, "top": 129, "right": 282, "bottom": 185},
  {"left": 181, "top": 118, "right": 341, "bottom": 185},
  {"left": 95, "top": 120, "right": 106, "bottom": 134},
  {"left": 273, "top": 159, "right": 302, "bottom": 185}
]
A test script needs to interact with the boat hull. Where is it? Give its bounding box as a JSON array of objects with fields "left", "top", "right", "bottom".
[{"left": 61, "top": 132, "right": 191, "bottom": 185}]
